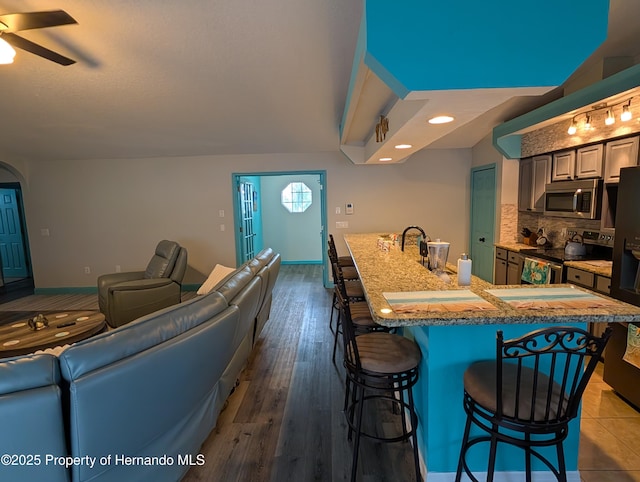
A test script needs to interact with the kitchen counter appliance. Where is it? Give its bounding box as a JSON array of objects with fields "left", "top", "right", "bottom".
[
  {"left": 544, "top": 179, "right": 602, "bottom": 219},
  {"left": 608, "top": 166, "right": 640, "bottom": 409}
]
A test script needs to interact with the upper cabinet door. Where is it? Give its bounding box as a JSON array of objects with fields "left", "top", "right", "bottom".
[
  {"left": 575, "top": 144, "right": 604, "bottom": 179},
  {"left": 604, "top": 136, "right": 639, "bottom": 183},
  {"left": 552, "top": 150, "right": 576, "bottom": 181},
  {"left": 532, "top": 154, "right": 551, "bottom": 212},
  {"left": 518, "top": 157, "right": 533, "bottom": 212}
]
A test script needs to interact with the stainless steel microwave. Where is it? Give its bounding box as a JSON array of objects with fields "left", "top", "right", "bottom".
[{"left": 544, "top": 179, "right": 602, "bottom": 219}]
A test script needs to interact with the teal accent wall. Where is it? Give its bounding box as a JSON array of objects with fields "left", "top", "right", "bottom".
[{"left": 363, "top": 0, "right": 609, "bottom": 94}]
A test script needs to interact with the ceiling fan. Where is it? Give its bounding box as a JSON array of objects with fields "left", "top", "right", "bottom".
[{"left": 0, "top": 10, "right": 78, "bottom": 66}]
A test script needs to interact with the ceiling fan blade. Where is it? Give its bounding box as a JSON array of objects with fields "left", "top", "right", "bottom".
[
  {"left": 0, "top": 10, "right": 77, "bottom": 32},
  {"left": 2, "top": 32, "right": 75, "bottom": 65}
]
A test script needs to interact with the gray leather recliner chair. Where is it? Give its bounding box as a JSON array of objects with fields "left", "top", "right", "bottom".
[{"left": 98, "top": 240, "right": 188, "bottom": 328}]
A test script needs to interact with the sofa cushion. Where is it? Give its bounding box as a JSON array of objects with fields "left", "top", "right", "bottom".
[{"left": 197, "top": 264, "right": 236, "bottom": 295}]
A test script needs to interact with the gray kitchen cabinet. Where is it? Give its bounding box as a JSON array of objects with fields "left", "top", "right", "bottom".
[
  {"left": 576, "top": 144, "right": 604, "bottom": 179},
  {"left": 551, "top": 150, "right": 575, "bottom": 181},
  {"left": 604, "top": 136, "right": 639, "bottom": 183},
  {"left": 518, "top": 154, "right": 551, "bottom": 212},
  {"left": 494, "top": 248, "right": 507, "bottom": 285},
  {"left": 595, "top": 275, "right": 611, "bottom": 295},
  {"left": 506, "top": 251, "right": 523, "bottom": 285},
  {"left": 518, "top": 158, "right": 533, "bottom": 212},
  {"left": 565, "top": 266, "right": 595, "bottom": 288}
]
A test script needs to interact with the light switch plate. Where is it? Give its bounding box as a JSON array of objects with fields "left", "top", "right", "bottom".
[{"left": 345, "top": 203, "right": 354, "bottom": 214}]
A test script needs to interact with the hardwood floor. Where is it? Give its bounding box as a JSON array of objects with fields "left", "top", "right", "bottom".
[{"left": 182, "top": 264, "right": 416, "bottom": 482}]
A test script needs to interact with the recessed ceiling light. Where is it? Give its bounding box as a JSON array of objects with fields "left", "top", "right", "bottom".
[
  {"left": 394, "top": 144, "right": 412, "bottom": 149},
  {"left": 379, "top": 157, "right": 392, "bottom": 162},
  {"left": 428, "top": 115, "right": 455, "bottom": 124}
]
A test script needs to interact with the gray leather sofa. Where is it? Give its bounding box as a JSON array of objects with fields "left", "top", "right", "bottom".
[
  {"left": 0, "top": 247, "right": 280, "bottom": 482},
  {"left": 98, "top": 240, "right": 188, "bottom": 328}
]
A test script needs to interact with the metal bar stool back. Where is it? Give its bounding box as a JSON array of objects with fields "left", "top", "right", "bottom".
[{"left": 456, "top": 325, "right": 612, "bottom": 482}]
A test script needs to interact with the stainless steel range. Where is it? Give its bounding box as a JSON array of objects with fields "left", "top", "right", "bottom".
[{"left": 519, "top": 230, "right": 614, "bottom": 284}]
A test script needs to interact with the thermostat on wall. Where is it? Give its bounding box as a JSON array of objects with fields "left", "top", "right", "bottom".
[{"left": 345, "top": 202, "right": 354, "bottom": 214}]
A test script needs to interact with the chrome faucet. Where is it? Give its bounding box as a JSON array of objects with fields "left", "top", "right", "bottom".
[{"left": 401, "top": 225, "right": 428, "bottom": 251}]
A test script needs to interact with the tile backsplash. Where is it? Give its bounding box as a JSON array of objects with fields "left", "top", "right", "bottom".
[{"left": 517, "top": 212, "right": 601, "bottom": 248}]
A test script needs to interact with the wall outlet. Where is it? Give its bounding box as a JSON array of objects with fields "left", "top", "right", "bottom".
[
  {"left": 40, "top": 228, "right": 50, "bottom": 236},
  {"left": 219, "top": 209, "right": 225, "bottom": 217},
  {"left": 345, "top": 202, "right": 354, "bottom": 214},
  {"left": 220, "top": 224, "right": 226, "bottom": 231},
  {"left": 335, "top": 207, "right": 341, "bottom": 214},
  {"left": 84, "top": 266, "right": 91, "bottom": 274},
  {"left": 115, "top": 265, "right": 121, "bottom": 273}
]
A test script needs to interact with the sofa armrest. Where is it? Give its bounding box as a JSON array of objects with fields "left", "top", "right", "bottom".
[
  {"left": 109, "top": 278, "right": 174, "bottom": 292},
  {"left": 98, "top": 271, "right": 145, "bottom": 288}
]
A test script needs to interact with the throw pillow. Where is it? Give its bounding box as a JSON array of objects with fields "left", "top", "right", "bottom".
[{"left": 197, "top": 264, "right": 236, "bottom": 295}]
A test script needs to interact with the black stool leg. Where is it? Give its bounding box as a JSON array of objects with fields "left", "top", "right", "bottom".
[
  {"left": 486, "top": 427, "right": 498, "bottom": 482},
  {"left": 351, "top": 384, "right": 366, "bottom": 482},
  {"left": 556, "top": 439, "right": 567, "bottom": 482},
  {"left": 332, "top": 316, "right": 341, "bottom": 363},
  {"left": 525, "top": 433, "right": 532, "bottom": 482},
  {"left": 407, "top": 386, "right": 422, "bottom": 482},
  {"left": 455, "top": 411, "right": 473, "bottom": 482},
  {"left": 330, "top": 291, "right": 337, "bottom": 332}
]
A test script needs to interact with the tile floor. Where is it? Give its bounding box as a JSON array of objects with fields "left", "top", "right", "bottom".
[{"left": 580, "top": 363, "right": 640, "bottom": 481}]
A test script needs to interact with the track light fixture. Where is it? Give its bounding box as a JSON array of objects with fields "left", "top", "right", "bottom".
[
  {"left": 567, "top": 97, "right": 634, "bottom": 135},
  {"left": 621, "top": 102, "right": 633, "bottom": 122}
]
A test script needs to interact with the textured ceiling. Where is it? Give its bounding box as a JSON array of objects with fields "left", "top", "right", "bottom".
[
  {"left": 0, "top": 0, "right": 362, "bottom": 162},
  {"left": 0, "top": 0, "right": 638, "bottom": 163}
]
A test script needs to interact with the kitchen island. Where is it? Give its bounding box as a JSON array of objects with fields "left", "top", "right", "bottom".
[{"left": 343, "top": 233, "right": 640, "bottom": 482}]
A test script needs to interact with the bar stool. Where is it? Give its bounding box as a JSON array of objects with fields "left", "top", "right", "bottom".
[
  {"left": 331, "top": 262, "right": 391, "bottom": 363},
  {"left": 456, "top": 325, "right": 611, "bottom": 482},
  {"left": 328, "top": 241, "right": 363, "bottom": 334},
  {"left": 338, "top": 282, "right": 422, "bottom": 482}
]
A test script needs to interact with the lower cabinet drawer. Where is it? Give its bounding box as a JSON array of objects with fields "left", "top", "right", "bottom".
[
  {"left": 565, "top": 267, "right": 594, "bottom": 288},
  {"left": 595, "top": 275, "right": 611, "bottom": 295},
  {"left": 495, "top": 248, "right": 507, "bottom": 260}
]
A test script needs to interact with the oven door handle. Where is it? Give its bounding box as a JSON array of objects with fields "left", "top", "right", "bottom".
[{"left": 572, "top": 189, "right": 581, "bottom": 212}]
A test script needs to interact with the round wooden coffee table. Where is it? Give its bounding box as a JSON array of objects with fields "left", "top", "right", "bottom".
[{"left": 0, "top": 311, "right": 106, "bottom": 358}]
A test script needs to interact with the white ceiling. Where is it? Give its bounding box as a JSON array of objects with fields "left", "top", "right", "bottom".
[{"left": 0, "top": 0, "right": 638, "bottom": 163}]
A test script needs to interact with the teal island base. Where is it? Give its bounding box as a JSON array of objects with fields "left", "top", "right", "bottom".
[{"left": 405, "top": 322, "right": 586, "bottom": 482}]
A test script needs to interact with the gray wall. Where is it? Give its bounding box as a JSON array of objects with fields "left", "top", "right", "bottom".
[{"left": 1, "top": 148, "right": 472, "bottom": 288}]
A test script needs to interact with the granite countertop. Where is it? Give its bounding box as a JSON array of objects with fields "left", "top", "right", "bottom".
[
  {"left": 564, "top": 260, "right": 613, "bottom": 278},
  {"left": 494, "top": 242, "right": 535, "bottom": 252},
  {"left": 344, "top": 233, "right": 640, "bottom": 327}
]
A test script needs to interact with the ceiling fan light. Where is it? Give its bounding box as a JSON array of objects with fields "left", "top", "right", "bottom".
[
  {"left": 0, "top": 38, "right": 16, "bottom": 64},
  {"left": 621, "top": 103, "right": 632, "bottom": 122}
]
